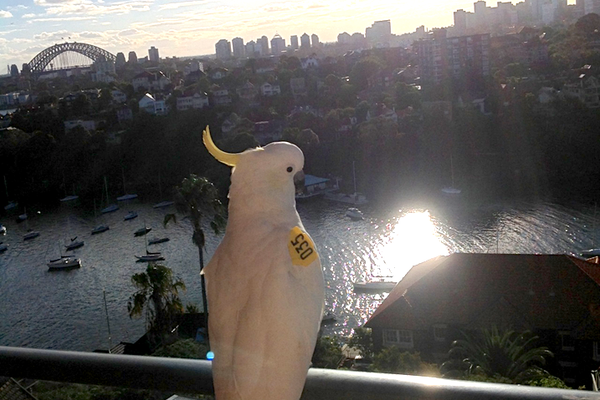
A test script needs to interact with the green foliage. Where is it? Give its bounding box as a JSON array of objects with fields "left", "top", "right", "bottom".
[
  {"left": 127, "top": 264, "right": 186, "bottom": 345},
  {"left": 371, "top": 347, "right": 440, "bottom": 376},
  {"left": 312, "top": 336, "right": 344, "bottom": 369},
  {"left": 441, "top": 327, "right": 553, "bottom": 383},
  {"left": 152, "top": 338, "right": 209, "bottom": 359},
  {"left": 347, "top": 327, "right": 374, "bottom": 360},
  {"left": 33, "top": 382, "right": 170, "bottom": 400}
]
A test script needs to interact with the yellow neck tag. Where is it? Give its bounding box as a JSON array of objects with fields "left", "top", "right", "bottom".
[{"left": 288, "top": 226, "right": 318, "bottom": 267}]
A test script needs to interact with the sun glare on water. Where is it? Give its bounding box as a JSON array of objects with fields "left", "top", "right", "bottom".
[{"left": 378, "top": 211, "right": 449, "bottom": 281}]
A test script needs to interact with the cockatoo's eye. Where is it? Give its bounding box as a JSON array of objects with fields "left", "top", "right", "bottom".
[{"left": 287, "top": 166, "right": 294, "bottom": 173}]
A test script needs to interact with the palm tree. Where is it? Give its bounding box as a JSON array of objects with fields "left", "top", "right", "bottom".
[
  {"left": 163, "top": 174, "right": 226, "bottom": 339},
  {"left": 127, "top": 264, "right": 186, "bottom": 347},
  {"left": 441, "top": 327, "right": 553, "bottom": 383}
]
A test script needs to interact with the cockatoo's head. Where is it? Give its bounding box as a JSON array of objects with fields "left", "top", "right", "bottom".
[{"left": 203, "top": 126, "right": 305, "bottom": 209}]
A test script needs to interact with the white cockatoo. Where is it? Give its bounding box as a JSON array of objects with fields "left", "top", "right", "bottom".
[{"left": 202, "top": 126, "right": 325, "bottom": 400}]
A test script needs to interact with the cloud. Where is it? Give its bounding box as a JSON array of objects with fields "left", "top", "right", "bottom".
[
  {"left": 22, "top": 13, "right": 36, "bottom": 18},
  {"left": 118, "top": 29, "right": 139, "bottom": 36},
  {"left": 33, "top": 0, "right": 153, "bottom": 17},
  {"left": 0, "top": 10, "right": 14, "bottom": 18},
  {"left": 27, "top": 16, "right": 95, "bottom": 23},
  {"left": 157, "top": 1, "right": 208, "bottom": 11}
]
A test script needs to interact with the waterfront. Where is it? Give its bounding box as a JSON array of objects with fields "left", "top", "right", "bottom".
[{"left": 0, "top": 196, "right": 598, "bottom": 352}]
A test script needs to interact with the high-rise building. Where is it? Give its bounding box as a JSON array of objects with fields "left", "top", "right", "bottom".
[
  {"left": 290, "top": 35, "right": 299, "bottom": 50},
  {"left": 215, "top": 39, "right": 232, "bottom": 60},
  {"left": 128, "top": 51, "right": 138, "bottom": 64},
  {"left": 300, "top": 33, "right": 311, "bottom": 49},
  {"left": 271, "top": 34, "right": 286, "bottom": 55},
  {"left": 454, "top": 9, "right": 469, "bottom": 33},
  {"left": 366, "top": 20, "right": 391, "bottom": 47},
  {"left": 258, "top": 36, "right": 269, "bottom": 55},
  {"left": 245, "top": 40, "right": 257, "bottom": 57},
  {"left": 232, "top": 37, "right": 245, "bottom": 58},
  {"left": 148, "top": 46, "right": 159, "bottom": 62},
  {"left": 10, "top": 64, "right": 18, "bottom": 77},
  {"left": 337, "top": 32, "right": 351, "bottom": 44},
  {"left": 415, "top": 29, "right": 490, "bottom": 85},
  {"left": 311, "top": 33, "right": 320, "bottom": 47},
  {"left": 115, "top": 52, "right": 126, "bottom": 68}
]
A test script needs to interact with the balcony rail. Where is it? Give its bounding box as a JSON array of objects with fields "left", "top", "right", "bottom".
[{"left": 1, "top": 345, "right": 599, "bottom": 400}]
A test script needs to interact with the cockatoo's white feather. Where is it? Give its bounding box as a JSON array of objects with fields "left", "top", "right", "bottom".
[{"left": 203, "top": 127, "right": 325, "bottom": 400}]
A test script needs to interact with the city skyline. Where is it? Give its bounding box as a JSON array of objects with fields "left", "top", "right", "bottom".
[{"left": 1, "top": 0, "right": 576, "bottom": 69}]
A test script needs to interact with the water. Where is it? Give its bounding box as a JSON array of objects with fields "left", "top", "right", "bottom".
[{"left": 0, "top": 197, "right": 598, "bottom": 351}]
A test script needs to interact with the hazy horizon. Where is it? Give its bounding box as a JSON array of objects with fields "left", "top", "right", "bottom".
[{"left": 0, "top": 0, "right": 576, "bottom": 69}]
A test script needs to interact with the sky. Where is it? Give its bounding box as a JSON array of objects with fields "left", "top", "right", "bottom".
[{"left": 0, "top": 0, "right": 572, "bottom": 71}]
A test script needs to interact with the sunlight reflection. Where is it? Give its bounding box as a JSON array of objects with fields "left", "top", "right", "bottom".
[{"left": 379, "top": 211, "right": 449, "bottom": 281}]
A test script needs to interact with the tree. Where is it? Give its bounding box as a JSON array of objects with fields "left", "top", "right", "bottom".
[
  {"left": 441, "top": 327, "right": 554, "bottom": 383},
  {"left": 127, "top": 264, "right": 186, "bottom": 346},
  {"left": 163, "top": 174, "right": 226, "bottom": 340},
  {"left": 347, "top": 327, "right": 374, "bottom": 360}
]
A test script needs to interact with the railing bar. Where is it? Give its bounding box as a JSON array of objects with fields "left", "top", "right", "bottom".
[{"left": 0, "top": 346, "right": 598, "bottom": 400}]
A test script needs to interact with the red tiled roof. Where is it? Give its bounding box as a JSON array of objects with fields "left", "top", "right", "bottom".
[{"left": 365, "top": 254, "right": 600, "bottom": 337}]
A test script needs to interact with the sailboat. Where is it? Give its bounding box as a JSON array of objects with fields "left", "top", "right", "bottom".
[
  {"left": 23, "top": 210, "right": 40, "bottom": 241},
  {"left": 117, "top": 167, "right": 138, "bottom": 201},
  {"left": 441, "top": 155, "right": 461, "bottom": 195},
  {"left": 101, "top": 177, "right": 119, "bottom": 214},
  {"left": 91, "top": 199, "right": 109, "bottom": 235},
  {"left": 153, "top": 171, "right": 174, "bottom": 209},
  {"left": 48, "top": 244, "right": 81, "bottom": 270},
  {"left": 135, "top": 233, "right": 164, "bottom": 262},
  {"left": 3, "top": 175, "right": 17, "bottom": 211},
  {"left": 60, "top": 176, "right": 79, "bottom": 202},
  {"left": 325, "top": 161, "right": 368, "bottom": 205}
]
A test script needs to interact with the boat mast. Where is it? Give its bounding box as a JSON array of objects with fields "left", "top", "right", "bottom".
[
  {"left": 352, "top": 161, "right": 357, "bottom": 194},
  {"left": 103, "top": 289, "right": 112, "bottom": 353},
  {"left": 104, "top": 176, "right": 109, "bottom": 206}
]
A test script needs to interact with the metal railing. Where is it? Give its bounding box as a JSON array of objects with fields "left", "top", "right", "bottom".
[{"left": 1, "top": 345, "right": 598, "bottom": 400}]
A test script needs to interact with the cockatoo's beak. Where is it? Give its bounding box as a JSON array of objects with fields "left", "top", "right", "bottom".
[
  {"left": 203, "top": 125, "right": 240, "bottom": 167},
  {"left": 294, "top": 170, "right": 305, "bottom": 196}
]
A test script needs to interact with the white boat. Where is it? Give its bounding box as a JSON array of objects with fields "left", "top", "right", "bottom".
[
  {"left": 153, "top": 200, "right": 174, "bottom": 209},
  {"left": 117, "top": 168, "right": 137, "bottom": 201},
  {"left": 353, "top": 279, "right": 397, "bottom": 293},
  {"left": 23, "top": 230, "right": 40, "bottom": 240},
  {"left": 0, "top": 243, "right": 7, "bottom": 253},
  {"left": 441, "top": 155, "right": 461, "bottom": 195},
  {"left": 346, "top": 207, "right": 364, "bottom": 220},
  {"left": 60, "top": 195, "right": 79, "bottom": 202},
  {"left": 65, "top": 238, "right": 84, "bottom": 250},
  {"left": 48, "top": 256, "right": 81, "bottom": 270},
  {"left": 16, "top": 207, "right": 27, "bottom": 222},
  {"left": 581, "top": 248, "right": 600, "bottom": 258},
  {"left": 101, "top": 204, "right": 119, "bottom": 214},
  {"left": 135, "top": 253, "right": 165, "bottom": 262},
  {"left": 124, "top": 211, "right": 138, "bottom": 221},
  {"left": 100, "top": 177, "right": 119, "bottom": 213},
  {"left": 4, "top": 201, "right": 17, "bottom": 211},
  {"left": 324, "top": 162, "right": 368, "bottom": 205},
  {"left": 326, "top": 191, "right": 368, "bottom": 205},
  {"left": 148, "top": 237, "right": 169, "bottom": 245},
  {"left": 117, "top": 194, "right": 138, "bottom": 201},
  {"left": 0, "top": 224, "right": 6, "bottom": 235},
  {"left": 91, "top": 199, "right": 109, "bottom": 235},
  {"left": 134, "top": 226, "right": 151, "bottom": 236}
]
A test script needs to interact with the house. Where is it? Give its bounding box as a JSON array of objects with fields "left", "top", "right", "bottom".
[
  {"left": 260, "top": 82, "right": 281, "bottom": 96},
  {"left": 138, "top": 93, "right": 167, "bottom": 115},
  {"left": 176, "top": 92, "right": 209, "bottom": 111},
  {"left": 64, "top": 119, "right": 96, "bottom": 131},
  {"left": 210, "top": 85, "right": 232, "bottom": 106},
  {"left": 253, "top": 120, "right": 283, "bottom": 144},
  {"left": 290, "top": 77, "right": 308, "bottom": 98},
  {"left": 208, "top": 67, "right": 229, "bottom": 80},
  {"left": 365, "top": 253, "right": 600, "bottom": 387},
  {"left": 111, "top": 90, "right": 127, "bottom": 104},
  {"left": 562, "top": 75, "right": 600, "bottom": 109},
  {"left": 236, "top": 81, "right": 258, "bottom": 101},
  {"left": 301, "top": 56, "right": 319, "bottom": 70},
  {"left": 132, "top": 71, "right": 171, "bottom": 92}
]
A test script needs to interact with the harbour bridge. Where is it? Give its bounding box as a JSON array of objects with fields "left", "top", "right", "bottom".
[{"left": 27, "top": 42, "right": 116, "bottom": 73}]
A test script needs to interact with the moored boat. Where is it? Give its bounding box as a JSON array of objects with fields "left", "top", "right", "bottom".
[
  {"left": 0, "top": 224, "right": 6, "bottom": 235},
  {"left": 135, "top": 254, "right": 165, "bottom": 262},
  {"left": 153, "top": 200, "right": 174, "bottom": 209},
  {"left": 148, "top": 237, "right": 169, "bottom": 245},
  {"left": 346, "top": 207, "right": 364, "bottom": 220},
  {"left": 65, "top": 238, "right": 84, "bottom": 250},
  {"left": 23, "top": 230, "right": 40, "bottom": 241},
  {"left": 353, "top": 279, "right": 397, "bottom": 293},
  {"left": 124, "top": 211, "right": 138, "bottom": 221},
  {"left": 48, "top": 256, "right": 81, "bottom": 270}
]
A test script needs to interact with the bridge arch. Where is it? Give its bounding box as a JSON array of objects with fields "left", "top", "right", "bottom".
[{"left": 28, "top": 42, "right": 116, "bottom": 73}]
